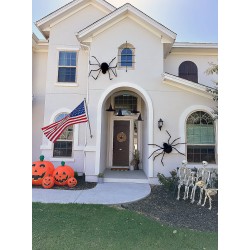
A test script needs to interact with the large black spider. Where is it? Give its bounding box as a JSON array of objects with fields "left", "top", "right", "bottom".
[
  {"left": 89, "top": 56, "right": 117, "bottom": 80},
  {"left": 148, "top": 130, "right": 186, "bottom": 166}
]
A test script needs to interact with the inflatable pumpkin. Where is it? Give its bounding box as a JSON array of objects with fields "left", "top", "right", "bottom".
[
  {"left": 32, "top": 155, "right": 55, "bottom": 185},
  {"left": 68, "top": 177, "right": 77, "bottom": 188},
  {"left": 53, "top": 161, "right": 74, "bottom": 186},
  {"left": 42, "top": 176, "right": 55, "bottom": 189}
]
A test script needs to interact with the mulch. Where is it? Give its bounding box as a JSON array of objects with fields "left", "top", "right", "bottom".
[
  {"left": 120, "top": 185, "right": 218, "bottom": 232},
  {"left": 32, "top": 176, "right": 97, "bottom": 190},
  {"left": 33, "top": 176, "right": 218, "bottom": 232}
]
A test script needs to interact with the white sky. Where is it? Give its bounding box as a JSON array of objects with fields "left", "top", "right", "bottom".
[{"left": 32, "top": 0, "right": 218, "bottom": 42}]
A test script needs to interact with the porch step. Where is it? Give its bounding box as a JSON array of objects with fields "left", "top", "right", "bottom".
[
  {"left": 111, "top": 167, "right": 129, "bottom": 171},
  {"left": 103, "top": 169, "right": 149, "bottom": 184},
  {"left": 104, "top": 177, "right": 149, "bottom": 184}
]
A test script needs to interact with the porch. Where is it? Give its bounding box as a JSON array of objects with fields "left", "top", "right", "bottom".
[{"left": 103, "top": 169, "right": 149, "bottom": 184}]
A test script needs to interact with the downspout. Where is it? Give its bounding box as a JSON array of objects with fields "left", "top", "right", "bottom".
[{"left": 80, "top": 42, "right": 91, "bottom": 177}]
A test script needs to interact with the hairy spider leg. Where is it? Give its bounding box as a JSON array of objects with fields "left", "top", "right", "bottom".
[
  {"left": 166, "top": 130, "right": 171, "bottom": 144},
  {"left": 107, "top": 70, "right": 113, "bottom": 80},
  {"left": 172, "top": 142, "right": 186, "bottom": 147},
  {"left": 89, "top": 69, "right": 101, "bottom": 80},
  {"left": 160, "top": 152, "right": 166, "bottom": 166},
  {"left": 90, "top": 56, "right": 101, "bottom": 66},
  {"left": 153, "top": 151, "right": 164, "bottom": 161},
  {"left": 171, "top": 146, "right": 185, "bottom": 156},
  {"left": 108, "top": 57, "right": 117, "bottom": 66},
  {"left": 109, "top": 67, "right": 117, "bottom": 77},
  {"left": 148, "top": 143, "right": 163, "bottom": 148},
  {"left": 108, "top": 57, "right": 117, "bottom": 79},
  {"left": 148, "top": 148, "right": 162, "bottom": 159},
  {"left": 170, "top": 137, "right": 181, "bottom": 145}
]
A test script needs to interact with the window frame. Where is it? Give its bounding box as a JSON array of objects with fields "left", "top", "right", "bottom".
[
  {"left": 118, "top": 43, "right": 135, "bottom": 70},
  {"left": 52, "top": 112, "right": 74, "bottom": 158},
  {"left": 179, "top": 61, "right": 198, "bottom": 83},
  {"left": 186, "top": 111, "right": 216, "bottom": 163},
  {"left": 57, "top": 50, "right": 78, "bottom": 84}
]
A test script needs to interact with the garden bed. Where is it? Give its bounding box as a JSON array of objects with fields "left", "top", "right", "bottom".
[
  {"left": 32, "top": 176, "right": 97, "bottom": 190},
  {"left": 120, "top": 185, "right": 218, "bottom": 232}
]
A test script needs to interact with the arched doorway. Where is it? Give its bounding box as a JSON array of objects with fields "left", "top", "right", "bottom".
[{"left": 95, "top": 82, "right": 154, "bottom": 178}]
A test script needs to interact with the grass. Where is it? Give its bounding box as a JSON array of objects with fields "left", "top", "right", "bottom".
[{"left": 33, "top": 203, "right": 217, "bottom": 250}]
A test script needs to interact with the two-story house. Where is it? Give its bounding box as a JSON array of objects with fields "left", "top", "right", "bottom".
[{"left": 32, "top": 0, "right": 218, "bottom": 184}]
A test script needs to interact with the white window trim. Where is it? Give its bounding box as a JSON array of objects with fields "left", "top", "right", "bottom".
[
  {"left": 56, "top": 48, "right": 80, "bottom": 86},
  {"left": 117, "top": 43, "right": 135, "bottom": 70},
  {"left": 179, "top": 105, "right": 217, "bottom": 164},
  {"left": 40, "top": 108, "right": 82, "bottom": 152}
]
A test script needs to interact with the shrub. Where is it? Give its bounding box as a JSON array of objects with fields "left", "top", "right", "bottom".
[
  {"left": 157, "top": 169, "right": 178, "bottom": 191},
  {"left": 74, "top": 171, "right": 79, "bottom": 178}
]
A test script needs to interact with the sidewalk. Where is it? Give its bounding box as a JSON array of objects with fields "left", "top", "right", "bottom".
[{"left": 32, "top": 182, "right": 151, "bottom": 205}]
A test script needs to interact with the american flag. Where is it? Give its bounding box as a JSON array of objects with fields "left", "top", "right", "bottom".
[{"left": 42, "top": 101, "right": 88, "bottom": 143}]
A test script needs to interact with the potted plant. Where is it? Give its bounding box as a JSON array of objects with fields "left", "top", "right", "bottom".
[
  {"left": 130, "top": 149, "right": 140, "bottom": 170},
  {"left": 97, "top": 173, "right": 104, "bottom": 183}
]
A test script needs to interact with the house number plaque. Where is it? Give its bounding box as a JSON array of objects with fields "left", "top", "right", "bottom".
[{"left": 117, "top": 132, "right": 127, "bottom": 142}]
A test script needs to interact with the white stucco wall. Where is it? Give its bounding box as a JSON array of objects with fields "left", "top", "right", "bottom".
[
  {"left": 164, "top": 52, "right": 218, "bottom": 88},
  {"left": 32, "top": 50, "right": 48, "bottom": 161}
]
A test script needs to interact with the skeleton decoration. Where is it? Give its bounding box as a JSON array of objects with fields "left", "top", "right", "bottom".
[
  {"left": 176, "top": 160, "right": 218, "bottom": 209},
  {"left": 148, "top": 130, "right": 186, "bottom": 166},
  {"left": 202, "top": 188, "right": 218, "bottom": 210},
  {"left": 176, "top": 160, "right": 190, "bottom": 200},
  {"left": 190, "top": 161, "right": 211, "bottom": 205},
  {"left": 183, "top": 171, "right": 196, "bottom": 200},
  {"left": 89, "top": 56, "right": 117, "bottom": 80}
]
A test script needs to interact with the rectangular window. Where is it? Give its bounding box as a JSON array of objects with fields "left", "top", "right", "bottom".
[
  {"left": 53, "top": 141, "right": 73, "bottom": 157},
  {"left": 58, "top": 51, "right": 77, "bottom": 83},
  {"left": 187, "top": 145, "right": 216, "bottom": 163}
]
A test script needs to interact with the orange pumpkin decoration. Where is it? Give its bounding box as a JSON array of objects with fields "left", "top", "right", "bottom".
[
  {"left": 32, "top": 155, "right": 55, "bottom": 185},
  {"left": 67, "top": 177, "right": 77, "bottom": 188},
  {"left": 42, "top": 176, "right": 55, "bottom": 189},
  {"left": 53, "top": 161, "right": 74, "bottom": 186}
]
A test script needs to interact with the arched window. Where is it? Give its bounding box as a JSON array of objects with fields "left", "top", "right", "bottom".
[
  {"left": 179, "top": 61, "right": 198, "bottom": 83},
  {"left": 121, "top": 48, "right": 133, "bottom": 67},
  {"left": 118, "top": 43, "right": 135, "bottom": 69},
  {"left": 186, "top": 111, "right": 216, "bottom": 163},
  {"left": 53, "top": 113, "right": 73, "bottom": 157}
]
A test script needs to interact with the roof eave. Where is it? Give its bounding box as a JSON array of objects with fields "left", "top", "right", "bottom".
[
  {"left": 76, "top": 3, "right": 176, "bottom": 42},
  {"left": 35, "top": 0, "right": 116, "bottom": 39},
  {"left": 162, "top": 73, "right": 214, "bottom": 99}
]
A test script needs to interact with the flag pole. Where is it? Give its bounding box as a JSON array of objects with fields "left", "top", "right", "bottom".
[{"left": 84, "top": 98, "right": 93, "bottom": 138}]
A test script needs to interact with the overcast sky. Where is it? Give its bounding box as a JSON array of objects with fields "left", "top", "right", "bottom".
[{"left": 32, "top": 0, "right": 218, "bottom": 42}]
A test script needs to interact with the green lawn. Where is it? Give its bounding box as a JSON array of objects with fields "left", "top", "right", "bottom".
[{"left": 33, "top": 203, "right": 217, "bottom": 250}]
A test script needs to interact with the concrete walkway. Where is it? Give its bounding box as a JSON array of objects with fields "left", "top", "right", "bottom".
[{"left": 32, "top": 182, "right": 151, "bottom": 205}]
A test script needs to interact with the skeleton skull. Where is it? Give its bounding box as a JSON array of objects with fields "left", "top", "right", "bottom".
[{"left": 202, "top": 161, "right": 208, "bottom": 166}]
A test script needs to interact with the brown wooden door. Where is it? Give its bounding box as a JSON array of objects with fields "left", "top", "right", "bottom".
[{"left": 113, "top": 121, "right": 130, "bottom": 166}]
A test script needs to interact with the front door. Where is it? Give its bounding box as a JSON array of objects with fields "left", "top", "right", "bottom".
[{"left": 113, "top": 120, "right": 130, "bottom": 166}]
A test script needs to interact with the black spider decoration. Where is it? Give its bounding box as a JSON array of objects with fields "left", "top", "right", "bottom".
[
  {"left": 89, "top": 56, "right": 117, "bottom": 80},
  {"left": 148, "top": 130, "right": 186, "bottom": 166}
]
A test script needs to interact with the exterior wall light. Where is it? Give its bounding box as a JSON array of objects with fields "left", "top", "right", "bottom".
[{"left": 158, "top": 118, "right": 164, "bottom": 130}]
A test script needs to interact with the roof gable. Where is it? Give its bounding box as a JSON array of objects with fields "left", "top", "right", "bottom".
[
  {"left": 76, "top": 3, "right": 176, "bottom": 44},
  {"left": 35, "top": 0, "right": 116, "bottom": 39}
]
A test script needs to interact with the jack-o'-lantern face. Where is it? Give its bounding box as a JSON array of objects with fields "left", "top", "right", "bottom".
[
  {"left": 53, "top": 170, "right": 69, "bottom": 186},
  {"left": 68, "top": 177, "right": 77, "bottom": 188},
  {"left": 53, "top": 161, "right": 74, "bottom": 186},
  {"left": 42, "top": 176, "right": 54, "bottom": 189},
  {"left": 32, "top": 155, "right": 55, "bottom": 185}
]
